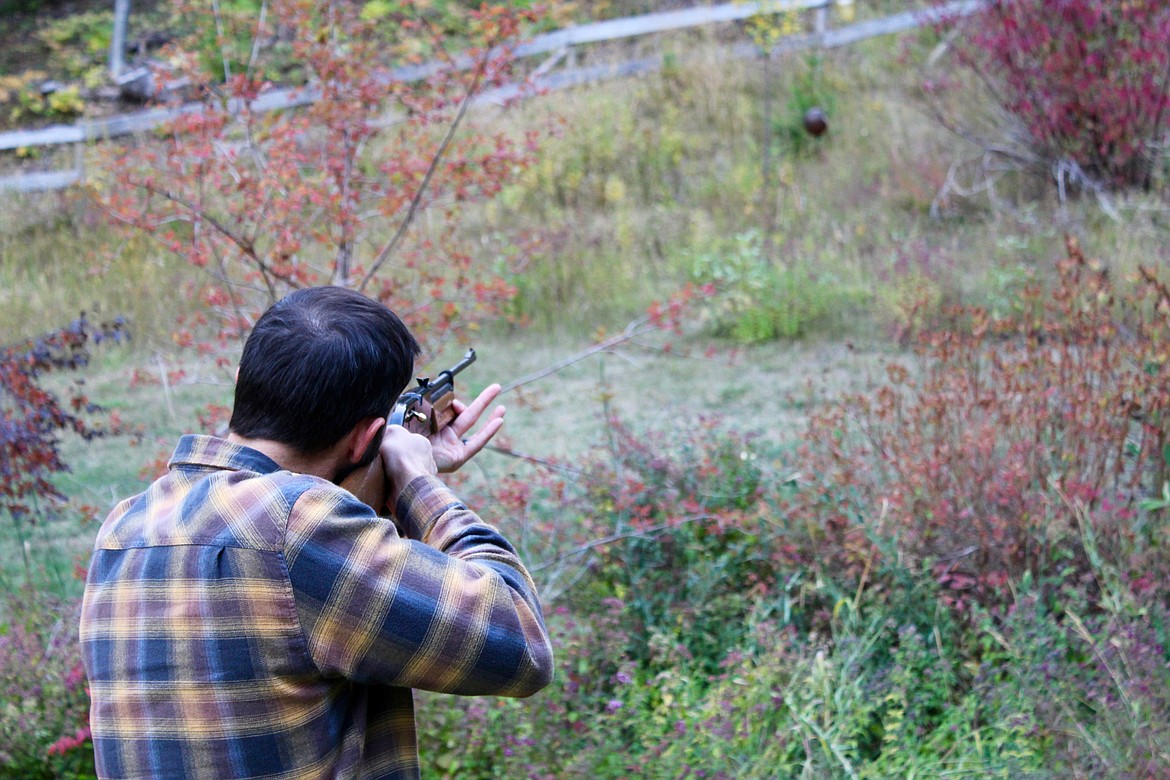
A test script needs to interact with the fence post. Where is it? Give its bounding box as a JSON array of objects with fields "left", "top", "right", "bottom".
[
  {"left": 110, "top": 0, "right": 132, "bottom": 79},
  {"left": 815, "top": 1, "right": 829, "bottom": 38}
]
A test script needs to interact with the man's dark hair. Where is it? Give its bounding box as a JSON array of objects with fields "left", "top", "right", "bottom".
[{"left": 229, "top": 287, "right": 421, "bottom": 454}]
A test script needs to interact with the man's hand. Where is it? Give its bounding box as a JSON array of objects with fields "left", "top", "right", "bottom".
[
  {"left": 377, "top": 383, "right": 504, "bottom": 509},
  {"left": 428, "top": 383, "right": 506, "bottom": 473},
  {"left": 379, "top": 425, "right": 438, "bottom": 509}
]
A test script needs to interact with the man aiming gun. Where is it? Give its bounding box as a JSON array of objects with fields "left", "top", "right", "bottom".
[{"left": 79, "top": 286, "right": 553, "bottom": 779}]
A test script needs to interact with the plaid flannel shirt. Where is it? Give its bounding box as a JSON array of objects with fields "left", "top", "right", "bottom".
[{"left": 80, "top": 435, "right": 553, "bottom": 779}]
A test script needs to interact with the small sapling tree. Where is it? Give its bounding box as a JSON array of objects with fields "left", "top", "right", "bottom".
[{"left": 96, "top": 0, "right": 545, "bottom": 358}]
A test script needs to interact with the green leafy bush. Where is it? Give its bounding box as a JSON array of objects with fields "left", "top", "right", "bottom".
[
  {"left": 773, "top": 51, "right": 838, "bottom": 157},
  {"left": 5, "top": 78, "right": 85, "bottom": 125},
  {"left": 691, "top": 231, "right": 865, "bottom": 341},
  {"left": 0, "top": 0, "right": 49, "bottom": 15},
  {"left": 37, "top": 11, "right": 112, "bottom": 81}
]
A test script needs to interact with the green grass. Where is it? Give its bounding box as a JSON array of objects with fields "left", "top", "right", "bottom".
[
  {"left": 464, "top": 34, "right": 1170, "bottom": 334},
  {"left": 0, "top": 195, "right": 201, "bottom": 347},
  {"left": 3, "top": 24, "right": 1167, "bottom": 595}
]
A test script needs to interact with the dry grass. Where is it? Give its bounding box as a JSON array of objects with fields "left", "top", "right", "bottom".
[{"left": 0, "top": 190, "right": 200, "bottom": 347}]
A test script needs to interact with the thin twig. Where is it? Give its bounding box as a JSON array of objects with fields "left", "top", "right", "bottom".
[
  {"left": 245, "top": 0, "right": 269, "bottom": 81},
  {"left": 139, "top": 180, "right": 280, "bottom": 301},
  {"left": 210, "top": 0, "right": 232, "bottom": 84},
  {"left": 500, "top": 315, "right": 653, "bottom": 393},
  {"left": 1142, "top": 53, "right": 1170, "bottom": 189},
  {"left": 485, "top": 444, "right": 590, "bottom": 478},
  {"left": 155, "top": 354, "right": 176, "bottom": 422},
  {"left": 358, "top": 54, "right": 496, "bottom": 292}
]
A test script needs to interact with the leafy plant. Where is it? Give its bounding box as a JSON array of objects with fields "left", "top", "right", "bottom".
[
  {"left": 691, "top": 231, "right": 862, "bottom": 342},
  {"left": 795, "top": 236, "right": 1170, "bottom": 612},
  {"left": 7, "top": 81, "right": 85, "bottom": 124},
  {"left": 775, "top": 51, "right": 837, "bottom": 156},
  {"left": 0, "top": 0, "right": 49, "bottom": 15},
  {"left": 0, "top": 316, "right": 128, "bottom": 581},
  {"left": 930, "top": 0, "right": 1170, "bottom": 192},
  {"left": 97, "top": 0, "right": 546, "bottom": 358},
  {"left": 0, "top": 590, "right": 94, "bottom": 779},
  {"left": 37, "top": 11, "right": 113, "bottom": 80}
]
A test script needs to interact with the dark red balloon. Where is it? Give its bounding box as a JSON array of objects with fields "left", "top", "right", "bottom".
[{"left": 803, "top": 107, "right": 828, "bottom": 137}]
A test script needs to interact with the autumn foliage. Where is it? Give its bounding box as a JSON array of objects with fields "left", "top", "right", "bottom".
[
  {"left": 935, "top": 0, "right": 1170, "bottom": 190},
  {"left": 0, "top": 316, "right": 127, "bottom": 518},
  {"left": 96, "top": 0, "right": 545, "bottom": 355},
  {"left": 794, "top": 237, "right": 1170, "bottom": 610}
]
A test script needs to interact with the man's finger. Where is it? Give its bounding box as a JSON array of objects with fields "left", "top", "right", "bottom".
[
  {"left": 457, "top": 409, "right": 506, "bottom": 461},
  {"left": 451, "top": 383, "right": 502, "bottom": 437}
]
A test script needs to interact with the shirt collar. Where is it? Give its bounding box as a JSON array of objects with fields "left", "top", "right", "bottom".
[{"left": 168, "top": 434, "right": 284, "bottom": 475}]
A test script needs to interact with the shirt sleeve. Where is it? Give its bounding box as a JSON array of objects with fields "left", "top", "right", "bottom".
[{"left": 284, "top": 476, "right": 553, "bottom": 697}]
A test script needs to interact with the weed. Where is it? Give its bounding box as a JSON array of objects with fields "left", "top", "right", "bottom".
[{"left": 690, "top": 230, "right": 867, "bottom": 342}]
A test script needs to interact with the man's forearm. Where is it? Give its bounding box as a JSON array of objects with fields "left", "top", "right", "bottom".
[{"left": 390, "top": 474, "right": 554, "bottom": 696}]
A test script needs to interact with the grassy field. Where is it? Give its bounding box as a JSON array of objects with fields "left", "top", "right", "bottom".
[
  {"left": 4, "top": 13, "right": 1170, "bottom": 777},
  {"left": 0, "top": 316, "right": 893, "bottom": 596},
  {"left": 2, "top": 0, "right": 1165, "bottom": 621},
  {"left": 6, "top": 32, "right": 1168, "bottom": 343}
]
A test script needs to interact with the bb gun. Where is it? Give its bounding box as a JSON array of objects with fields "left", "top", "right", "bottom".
[
  {"left": 391, "top": 348, "right": 476, "bottom": 435},
  {"left": 340, "top": 349, "right": 477, "bottom": 514}
]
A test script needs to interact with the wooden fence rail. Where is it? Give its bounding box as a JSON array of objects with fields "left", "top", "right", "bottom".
[{"left": 0, "top": 0, "right": 980, "bottom": 193}]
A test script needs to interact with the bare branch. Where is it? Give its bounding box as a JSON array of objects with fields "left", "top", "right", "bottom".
[
  {"left": 210, "top": 0, "right": 233, "bottom": 84},
  {"left": 356, "top": 63, "right": 489, "bottom": 292},
  {"left": 246, "top": 0, "right": 269, "bottom": 80},
  {"left": 135, "top": 179, "right": 280, "bottom": 300},
  {"left": 500, "top": 315, "right": 656, "bottom": 394},
  {"left": 485, "top": 444, "right": 591, "bottom": 479}
]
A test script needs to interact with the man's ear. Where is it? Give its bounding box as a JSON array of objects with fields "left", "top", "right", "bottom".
[{"left": 347, "top": 417, "right": 387, "bottom": 464}]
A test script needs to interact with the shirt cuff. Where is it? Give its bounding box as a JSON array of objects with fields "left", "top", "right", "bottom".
[{"left": 393, "top": 475, "right": 467, "bottom": 541}]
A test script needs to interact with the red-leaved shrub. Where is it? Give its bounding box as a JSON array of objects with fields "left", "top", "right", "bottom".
[
  {"left": 96, "top": 0, "right": 545, "bottom": 358},
  {"left": 0, "top": 316, "right": 128, "bottom": 518},
  {"left": 934, "top": 0, "right": 1170, "bottom": 190},
  {"left": 795, "top": 236, "right": 1170, "bottom": 610}
]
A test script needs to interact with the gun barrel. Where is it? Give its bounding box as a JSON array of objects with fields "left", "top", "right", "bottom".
[
  {"left": 450, "top": 348, "right": 476, "bottom": 375},
  {"left": 435, "top": 348, "right": 476, "bottom": 386}
]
